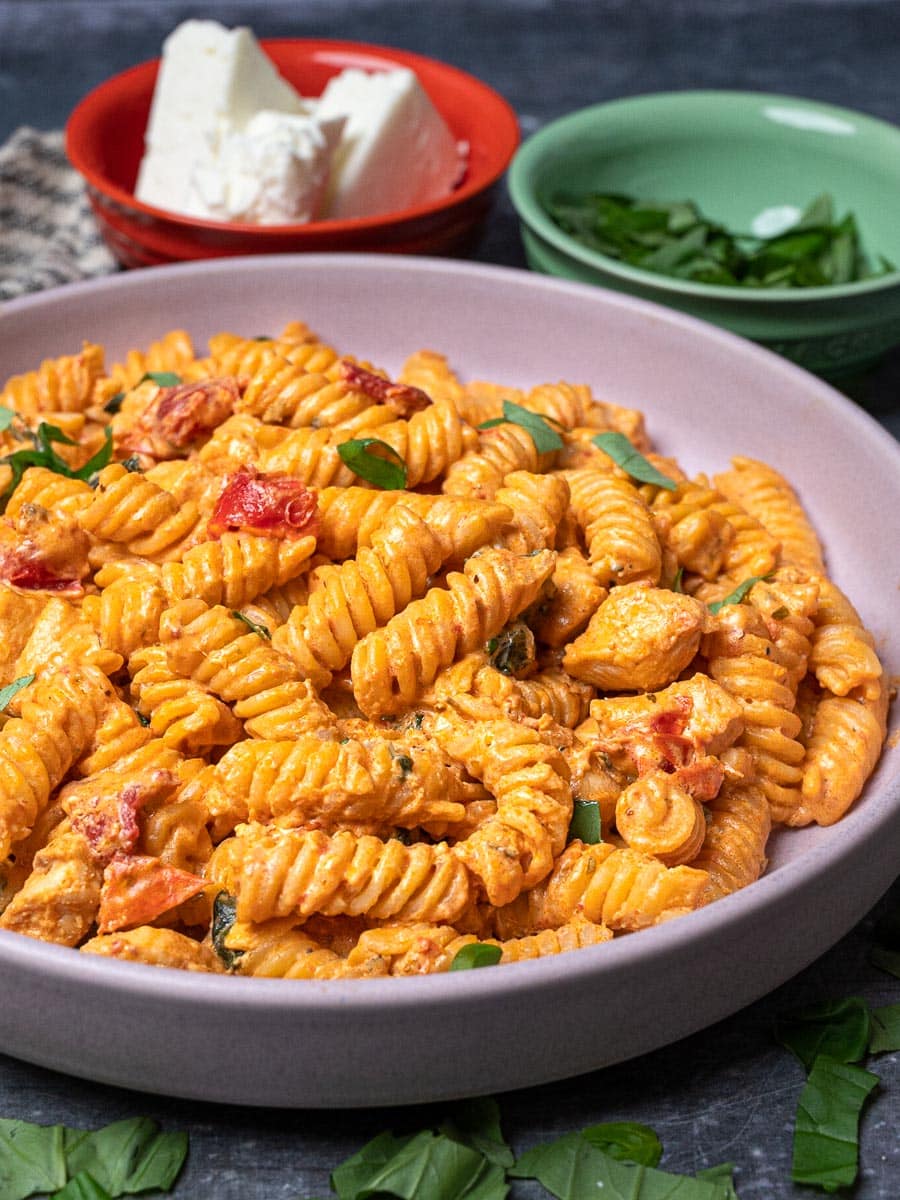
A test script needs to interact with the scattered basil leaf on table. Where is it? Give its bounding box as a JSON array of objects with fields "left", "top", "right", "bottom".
[
  {"left": 775, "top": 996, "right": 871, "bottom": 1071},
  {"left": 0, "top": 673, "right": 35, "bottom": 713},
  {"left": 580, "top": 1121, "right": 662, "bottom": 1167},
  {"left": 791, "top": 1055, "right": 878, "bottom": 1193},
  {"left": 51, "top": 1172, "right": 113, "bottom": 1199},
  {"left": 478, "top": 400, "right": 564, "bottom": 454},
  {"left": 0, "top": 1116, "right": 185, "bottom": 1200},
  {"left": 567, "top": 800, "right": 602, "bottom": 845},
  {"left": 450, "top": 943, "right": 503, "bottom": 971},
  {"left": 0, "top": 1119, "right": 67, "bottom": 1200},
  {"left": 510, "top": 1128, "right": 736, "bottom": 1199},
  {"left": 329, "top": 1128, "right": 508, "bottom": 1200},
  {"left": 438, "top": 1098, "right": 514, "bottom": 1169},
  {"left": 868, "top": 1003, "right": 900, "bottom": 1056},
  {"left": 695, "top": 1163, "right": 740, "bottom": 1200},
  {"left": 707, "top": 575, "right": 772, "bottom": 615},
  {"left": 337, "top": 438, "right": 408, "bottom": 490},
  {"left": 590, "top": 432, "right": 677, "bottom": 490}
]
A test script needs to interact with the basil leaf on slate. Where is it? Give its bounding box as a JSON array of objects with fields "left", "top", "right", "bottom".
[
  {"left": 581, "top": 1121, "right": 662, "bottom": 1167},
  {"left": 510, "top": 1129, "right": 735, "bottom": 1199},
  {"left": 868, "top": 1002, "right": 900, "bottom": 1056},
  {"left": 330, "top": 1128, "right": 508, "bottom": 1200},
  {"left": 438, "top": 1097, "right": 514, "bottom": 1169},
  {"left": 775, "top": 996, "right": 871, "bottom": 1071},
  {"left": 790, "top": 1055, "right": 878, "bottom": 1193},
  {"left": 591, "top": 432, "right": 677, "bottom": 490},
  {"left": 337, "top": 438, "right": 408, "bottom": 490},
  {"left": 63, "top": 1117, "right": 187, "bottom": 1196},
  {"left": 51, "top": 1172, "right": 114, "bottom": 1199},
  {"left": 0, "top": 1119, "right": 67, "bottom": 1200}
]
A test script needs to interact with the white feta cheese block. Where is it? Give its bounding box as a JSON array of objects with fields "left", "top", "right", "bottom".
[
  {"left": 316, "top": 67, "right": 463, "bottom": 219},
  {"left": 135, "top": 18, "right": 308, "bottom": 216},
  {"left": 188, "top": 111, "right": 346, "bottom": 224}
]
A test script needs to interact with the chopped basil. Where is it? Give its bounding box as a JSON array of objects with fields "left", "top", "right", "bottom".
[
  {"left": 591, "top": 431, "right": 677, "bottom": 490},
  {"left": 137, "top": 371, "right": 181, "bottom": 387},
  {"left": 791, "top": 1056, "right": 878, "bottom": 1192},
  {"left": 486, "top": 623, "right": 534, "bottom": 676},
  {"left": 0, "top": 405, "right": 17, "bottom": 432},
  {"left": 133, "top": 710, "right": 151, "bottom": 728},
  {"left": 707, "top": 575, "right": 772, "bottom": 615},
  {"left": 231, "top": 611, "right": 271, "bottom": 640},
  {"left": 210, "top": 891, "right": 243, "bottom": 971},
  {"left": 770, "top": 605, "right": 789, "bottom": 620},
  {"left": 478, "top": 399, "right": 564, "bottom": 453},
  {"left": 0, "top": 422, "right": 113, "bottom": 512},
  {"left": 671, "top": 566, "right": 684, "bottom": 593},
  {"left": 567, "top": 799, "right": 602, "bottom": 845},
  {"left": 544, "top": 191, "right": 893, "bottom": 288},
  {"left": 450, "top": 942, "right": 503, "bottom": 971},
  {"left": 337, "top": 437, "right": 408, "bottom": 490},
  {"left": 0, "top": 673, "right": 35, "bottom": 713},
  {"left": 121, "top": 456, "right": 143, "bottom": 473},
  {"left": 775, "top": 997, "right": 871, "bottom": 1072}
]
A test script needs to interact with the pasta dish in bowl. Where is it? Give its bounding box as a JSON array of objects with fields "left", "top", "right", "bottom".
[{"left": 0, "top": 255, "right": 896, "bottom": 1106}]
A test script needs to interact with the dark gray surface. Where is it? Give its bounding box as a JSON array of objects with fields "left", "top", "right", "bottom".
[{"left": 1, "top": 1, "right": 899, "bottom": 1196}]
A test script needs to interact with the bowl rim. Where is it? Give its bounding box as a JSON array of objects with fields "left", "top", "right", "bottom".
[
  {"left": 508, "top": 87, "right": 900, "bottom": 304},
  {"left": 64, "top": 36, "right": 520, "bottom": 236}
]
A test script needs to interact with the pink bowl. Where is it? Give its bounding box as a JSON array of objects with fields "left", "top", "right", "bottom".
[{"left": 65, "top": 39, "right": 520, "bottom": 267}]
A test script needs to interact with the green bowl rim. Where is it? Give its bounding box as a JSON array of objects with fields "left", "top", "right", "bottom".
[{"left": 508, "top": 88, "right": 900, "bottom": 305}]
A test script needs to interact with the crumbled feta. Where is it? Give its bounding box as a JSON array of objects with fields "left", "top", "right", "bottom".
[{"left": 190, "top": 111, "right": 345, "bottom": 225}]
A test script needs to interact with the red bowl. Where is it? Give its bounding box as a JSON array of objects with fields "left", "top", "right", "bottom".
[{"left": 65, "top": 39, "right": 520, "bottom": 267}]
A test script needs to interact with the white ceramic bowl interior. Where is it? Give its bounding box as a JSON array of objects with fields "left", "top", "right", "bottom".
[{"left": 0, "top": 256, "right": 897, "bottom": 1107}]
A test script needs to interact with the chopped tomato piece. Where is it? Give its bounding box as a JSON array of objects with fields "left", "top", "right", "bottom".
[
  {"left": 208, "top": 467, "right": 318, "bottom": 539},
  {"left": 155, "top": 378, "right": 240, "bottom": 448},
  {"left": 340, "top": 360, "right": 432, "bottom": 416},
  {"left": 70, "top": 772, "right": 177, "bottom": 865},
  {"left": 97, "top": 853, "right": 208, "bottom": 934},
  {"left": 0, "top": 554, "right": 80, "bottom": 593}
]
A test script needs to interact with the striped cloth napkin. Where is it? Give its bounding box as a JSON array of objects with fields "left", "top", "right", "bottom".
[{"left": 0, "top": 127, "right": 117, "bottom": 301}]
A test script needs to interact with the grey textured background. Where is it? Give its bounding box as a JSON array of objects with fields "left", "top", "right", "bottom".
[{"left": 1, "top": 1, "right": 899, "bottom": 1196}]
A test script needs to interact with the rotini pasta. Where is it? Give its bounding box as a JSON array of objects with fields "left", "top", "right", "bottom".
[{"left": 0, "top": 320, "right": 888, "bottom": 982}]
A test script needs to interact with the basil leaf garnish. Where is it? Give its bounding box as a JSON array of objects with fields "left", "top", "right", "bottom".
[
  {"left": 567, "top": 800, "right": 602, "bottom": 845},
  {"left": 450, "top": 943, "right": 503, "bottom": 971},
  {"left": 478, "top": 399, "right": 563, "bottom": 454},
  {"left": 591, "top": 431, "right": 677, "bottom": 490},
  {"left": 231, "top": 611, "right": 271, "bottom": 640},
  {"left": 0, "top": 673, "right": 35, "bottom": 713},
  {"left": 337, "top": 437, "right": 408, "bottom": 490},
  {"left": 707, "top": 574, "right": 772, "bottom": 615}
]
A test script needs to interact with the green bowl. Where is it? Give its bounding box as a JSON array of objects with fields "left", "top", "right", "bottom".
[{"left": 508, "top": 90, "right": 900, "bottom": 379}]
